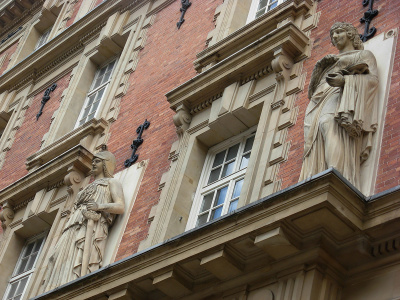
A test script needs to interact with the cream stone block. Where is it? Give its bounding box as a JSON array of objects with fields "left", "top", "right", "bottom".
[
  {"left": 360, "top": 30, "right": 398, "bottom": 196},
  {"left": 269, "top": 142, "right": 290, "bottom": 166},
  {"left": 200, "top": 249, "right": 242, "bottom": 280},
  {"left": 103, "top": 160, "right": 148, "bottom": 264},
  {"left": 153, "top": 269, "right": 191, "bottom": 298},
  {"left": 254, "top": 227, "right": 299, "bottom": 260}
]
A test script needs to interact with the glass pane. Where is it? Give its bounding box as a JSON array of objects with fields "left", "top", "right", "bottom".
[
  {"left": 200, "top": 193, "right": 214, "bottom": 213},
  {"left": 228, "top": 200, "right": 238, "bottom": 213},
  {"left": 208, "top": 167, "right": 221, "bottom": 184},
  {"left": 23, "top": 242, "right": 35, "bottom": 257},
  {"left": 196, "top": 214, "right": 208, "bottom": 226},
  {"left": 232, "top": 179, "right": 244, "bottom": 199},
  {"left": 33, "top": 238, "right": 44, "bottom": 252},
  {"left": 16, "top": 257, "right": 28, "bottom": 274},
  {"left": 215, "top": 186, "right": 228, "bottom": 206},
  {"left": 86, "top": 94, "right": 96, "bottom": 107},
  {"left": 14, "top": 296, "right": 22, "bottom": 300},
  {"left": 212, "top": 150, "right": 226, "bottom": 168},
  {"left": 255, "top": 8, "right": 266, "bottom": 18},
  {"left": 211, "top": 206, "right": 223, "bottom": 220},
  {"left": 240, "top": 153, "right": 250, "bottom": 170},
  {"left": 226, "top": 144, "right": 239, "bottom": 161},
  {"left": 222, "top": 161, "right": 235, "bottom": 177},
  {"left": 244, "top": 136, "right": 255, "bottom": 153},
  {"left": 6, "top": 282, "right": 18, "bottom": 299},
  {"left": 258, "top": 0, "right": 268, "bottom": 9},
  {"left": 268, "top": 2, "right": 278, "bottom": 10},
  {"left": 16, "top": 276, "right": 29, "bottom": 294},
  {"left": 26, "top": 253, "right": 38, "bottom": 271}
]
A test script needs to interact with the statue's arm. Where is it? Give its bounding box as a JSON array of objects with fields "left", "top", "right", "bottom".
[{"left": 87, "top": 179, "right": 125, "bottom": 214}]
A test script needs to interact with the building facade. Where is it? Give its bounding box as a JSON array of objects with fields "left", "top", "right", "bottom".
[{"left": 0, "top": 0, "right": 399, "bottom": 299}]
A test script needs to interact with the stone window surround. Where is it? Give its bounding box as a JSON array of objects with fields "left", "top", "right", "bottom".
[
  {"left": 246, "top": 0, "right": 288, "bottom": 24},
  {"left": 2, "top": 232, "right": 47, "bottom": 300},
  {"left": 186, "top": 128, "right": 256, "bottom": 230},
  {"left": 140, "top": 0, "right": 314, "bottom": 250}
]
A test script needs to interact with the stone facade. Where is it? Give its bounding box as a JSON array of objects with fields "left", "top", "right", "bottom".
[{"left": 0, "top": 0, "right": 399, "bottom": 299}]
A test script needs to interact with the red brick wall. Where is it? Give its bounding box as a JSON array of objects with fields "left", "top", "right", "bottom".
[
  {"left": 0, "top": 41, "right": 18, "bottom": 76},
  {"left": 0, "top": 72, "right": 72, "bottom": 190},
  {"left": 112, "top": 0, "right": 221, "bottom": 260},
  {"left": 66, "top": 0, "right": 84, "bottom": 28},
  {"left": 278, "top": 0, "right": 400, "bottom": 194}
]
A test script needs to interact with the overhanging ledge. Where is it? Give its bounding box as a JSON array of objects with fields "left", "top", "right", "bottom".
[
  {"left": 166, "top": 22, "right": 309, "bottom": 111},
  {"left": 32, "top": 169, "right": 400, "bottom": 300}
]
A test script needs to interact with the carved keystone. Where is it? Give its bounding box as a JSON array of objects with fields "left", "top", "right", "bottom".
[
  {"left": 254, "top": 227, "right": 299, "bottom": 260},
  {"left": 200, "top": 249, "right": 242, "bottom": 280}
]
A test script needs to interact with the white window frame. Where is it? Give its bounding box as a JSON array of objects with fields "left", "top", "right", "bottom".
[
  {"left": 75, "top": 57, "right": 118, "bottom": 128},
  {"left": 246, "top": 0, "right": 287, "bottom": 23},
  {"left": 186, "top": 128, "right": 256, "bottom": 230},
  {"left": 2, "top": 232, "right": 47, "bottom": 300},
  {"left": 35, "top": 27, "right": 52, "bottom": 50}
]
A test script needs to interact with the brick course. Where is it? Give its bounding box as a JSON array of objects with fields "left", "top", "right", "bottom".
[
  {"left": 0, "top": 41, "right": 18, "bottom": 76},
  {"left": 0, "top": 72, "right": 72, "bottom": 190},
  {"left": 112, "top": 0, "right": 221, "bottom": 260}
]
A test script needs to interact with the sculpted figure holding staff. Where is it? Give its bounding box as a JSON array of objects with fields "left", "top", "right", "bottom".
[
  {"left": 43, "top": 146, "right": 125, "bottom": 291},
  {"left": 299, "top": 22, "right": 379, "bottom": 189}
]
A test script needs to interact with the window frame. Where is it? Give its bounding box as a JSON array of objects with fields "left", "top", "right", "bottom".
[
  {"left": 35, "top": 27, "right": 52, "bottom": 50},
  {"left": 2, "top": 232, "right": 47, "bottom": 300},
  {"left": 186, "top": 128, "right": 256, "bottom": 230},
  {"left": 74, "top": 57, "right": 118, "bottom": 128},
  {"left": 246, "top": 0, "right": 287, "bottom": 23}
]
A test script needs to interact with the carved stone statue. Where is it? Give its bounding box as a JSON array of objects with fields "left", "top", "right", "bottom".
[
  {"left": 43, "top": 147, "right": 125, "bottom": 291},
  {"left": 299, "top": 22, "right": 379, "bottom": 189}
]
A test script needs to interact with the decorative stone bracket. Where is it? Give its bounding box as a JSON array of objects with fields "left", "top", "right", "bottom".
[{"left": 0, "top": 201, "right": 14, "bottom": 230}]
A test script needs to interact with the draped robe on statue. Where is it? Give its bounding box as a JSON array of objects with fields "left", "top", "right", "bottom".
[
  {"left": 299, "top": 50, "right": 379, "bottom": 189},
  {"left": 44, "top": 178, "right": 116, "bottom": 291}
]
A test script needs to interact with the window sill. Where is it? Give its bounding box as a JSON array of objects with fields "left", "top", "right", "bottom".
[
  {"left": 194, "top": 0, "right": 313, "bottom": 73},
  {"left": 26, "top": 118, "right": 107, "bottom": 171}
]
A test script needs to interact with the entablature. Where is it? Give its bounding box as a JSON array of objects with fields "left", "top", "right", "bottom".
[
  {"left": 194, "top": 0, "right": 313, "bottom": 73},
  {"left": 167, "top": 22, "right": 309, "bottom": 112},
  {"left": 30, "top": 169, "right": 400, "bottom": 300},
  {"left": 0, "top": 144, "right": 92, "bottom": 208}
]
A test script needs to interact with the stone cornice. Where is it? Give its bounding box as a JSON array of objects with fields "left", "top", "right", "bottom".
[
  {"left": 166, "top": 22, "right": 309, "bottom": 110},
  {"left": 31, "top": 169, "right": 400, "bottom": 299},
  {"left": 26, "top": 118, "right": 107, "bottom": 170},
  {"left": 0, "top": 145, "right": 93, "bottom": 207},
  {"left": 194, "top": 0, "right": 313, "bottom": 72}
]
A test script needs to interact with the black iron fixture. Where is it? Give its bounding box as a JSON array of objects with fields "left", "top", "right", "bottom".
[
  {"left": 360, "top": 0, "right": 378, "bottom": 42},
  {"left": 124, "top": 119, "right": 150, "bottom": 168},
  {"left": 177, "top": 0, "right": 191, "bottom": 29},
  {"left": 36, "top": 83, "right": 57, "bottom": 121},
  {"left": 1, "top": 27, "right": 22, "bottom": 45}
]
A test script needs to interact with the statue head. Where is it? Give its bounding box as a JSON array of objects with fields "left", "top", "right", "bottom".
[
  {"left": 330, "top": 22, "right": 364, "bottom": 50},
  {"left": 93, "top": 145, "right": 116, "bottom": 178}
]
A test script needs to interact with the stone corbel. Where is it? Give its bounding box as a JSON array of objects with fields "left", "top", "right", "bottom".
[
  {"left": 172, "top": 103, "right": 192, "bottom": 138},
  {"left": 271, "top": 47, "right": 294, "bottom": 109},
  {"left": 0, "top": 201, "right": 15, "bottom": 230},
  {"left": 64, "top": 165, "right": 85, "bottom": 198}
]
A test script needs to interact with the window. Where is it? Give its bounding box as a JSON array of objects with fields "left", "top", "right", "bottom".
[
  {"left": 247, "top": 0, "right": 287, "bottom": 23},
  {"left": 35, "top": 27, "right": 52, "bottom": 50},
  {"left": 3, "top": 233, "right": 46, "bottom": 300},
  {"left": 75, "top": 59, "right": 117, "bottom": 127},
  {"left": 187, "top": 131, "right": 255, "bottom": 229}
]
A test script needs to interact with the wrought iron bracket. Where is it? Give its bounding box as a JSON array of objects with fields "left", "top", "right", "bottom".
[
  {"left": 177, "top": 0, "right": 191, "bottom": 29},
  {"left": 124, "top": 119, "right": 150, "bottom": 168},
  {"left": 36, "top": 83, "right": 57, "bottom": 121},
  {"left": 360, "top": 0, "right": 378, "bottom": 42}
]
